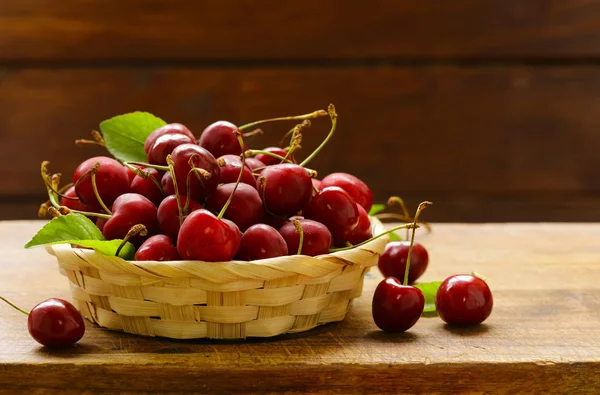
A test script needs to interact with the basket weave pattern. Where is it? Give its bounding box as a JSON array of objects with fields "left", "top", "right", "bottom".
[{"left": 48, "top": 218, "right": 388, "bottom": 339}]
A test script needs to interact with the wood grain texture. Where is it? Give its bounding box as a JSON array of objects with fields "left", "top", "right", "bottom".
[
  {"left": 3, "top": 1, "right": 600, "bottom": 61},
  {"left": 0, "top": 221, "right": 599, "bottom": 393},
  {"left": 1, "top": 67, "right": 600, "bottom": 221}
]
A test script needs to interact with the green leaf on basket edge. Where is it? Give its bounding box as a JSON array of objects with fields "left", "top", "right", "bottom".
[
  {"left": 99, "top": 111, "right": 167, "bottom": 162},
  {"left": 414, "top": 281, "right": 442, "bottom": 315},
  {"left": 388, "top": 232, "right": 403, "bottom": 241},
  {"left": 368, "top": 203, "right": 386, "bottom": 216},
  {"left": 24, "top": 213, "right": 135, "bottom": 259}
]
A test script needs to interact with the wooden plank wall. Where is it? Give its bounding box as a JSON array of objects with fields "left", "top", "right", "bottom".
[{"left": 1, "top": 1, "right": 600, "bottom": 222}]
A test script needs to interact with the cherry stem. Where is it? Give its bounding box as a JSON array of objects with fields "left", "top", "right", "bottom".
[
  {"left": 329, "top": 222, "right": 419, "bottom": 252},
  {"left": 472, "top": 272, "right": 487, "bottom": 282},
  {"left": 283, "top": 120, "right": 310, "bottom": 162},
  {"left": 293, "top": 219, "right": 304, "bottom": 255},
  {"left": 375, "top": 213, "right": 432, "bottom": 232},
  {"left": 90, "top": 164, "right": 112, "bottom": 215},
  {"left": 299, "top": 104, "right": 337, "bottom": 167},
  {"left": 218, "top": 131, "right": 246, "bottom": 219},
  {"left": 403, "top": 201, "right": 433, "bottom": 286},
  {"left": 75, "top": 139, "right": 106, "bottom": 147},
  {"left": 116, "top": 224, "right": 148, "bottom": 257},
  {"left": 245, "top": 149, "right": 294, "bottom": 164},
  {"left": 242, "top": 128, "right": 263, "bottom": 138},
  {"left": 166, "top": 155, "right": 184, "bottom": 226},
  {"left": 238, "top": 109, "right": 328, "bottom": 132},
  {"left": 125, "top": 164, "right": 164, "bottom": 196},
  {"left": 0, "top": 296, "right": 30, "bottom": 316},
  {"left": 122, "top": 161, "right": 169, "bottom": 172}
]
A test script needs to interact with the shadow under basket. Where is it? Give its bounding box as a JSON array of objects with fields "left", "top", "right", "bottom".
[{"left": 47, "top": 217, "right": 388, "bottom": 340}]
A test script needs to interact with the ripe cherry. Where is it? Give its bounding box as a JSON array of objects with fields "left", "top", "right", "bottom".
[
  {"left": 171, "top": 144, "right": 220, "bottom": 201},
  {"left": 102, "top": 193, "right": 159, "bottom": 246},
  {"left": 157, "top": 195, "right": 203, "bottom": 241},
  {"left": 311, "top": 178, "right": 322, "bottom": 195},
  {"left": 371, "top": 277, "right": 425, "bottom": 332},
  {"left": 205, "top": 183, "right": 263, "bottom": 231},
  {"left": 378, "top": 242, "right": 429, "bottom": 285},
  {"left": 217, "top": 155, "right": 257, "bottom": 188},
  {"left": 147, "top": 133, "right": 195, "bottom": 166},
  {"left": 258, "top": 164, "right": 313, "bottom": 217},
  {"left": 134, "top": 235, "right": 180, "bottom": 261},
  {"left": 279, "top": 219, "right": 332, "bottom": 256},
  {"left": 73, "top": 156, "right": 130, "bottom": 209},
  {"left": 144, "top": 123, "right": 195, "bottom": 156},
  {"left": 436, "top": 274, "right": 493, "bottom": 326},
  {"left": 198, "top": 121, "right": 244, "bottom": 158},
  {"left": 130, "top": 168, "right": 164, "bottom": 206},
  {"left": 255, "top": 147, "right": 295, "bottom": 166},
  {"left": 304, "top": 186, "right": 359, "bottom": 246},
  {"left": 177, "top": 209, "right": 240, "bottom": 261},
  {"left": 59, "top": 186, "right": 100, "bottom": 213},
  {"left": 236, "top": 224, "right": 288, "bottom": 260},
  {"left": 320, "top": 172, "right": 374, "bottom": 212},
  {"left": 343, "top": 204, "right": 373, "bottom": 246},
  {"left": 161, "top": 171, "right": 175, "bottom": 196},
  {"left": 245, "top": 157, "right": 266, "bottom": 172}
]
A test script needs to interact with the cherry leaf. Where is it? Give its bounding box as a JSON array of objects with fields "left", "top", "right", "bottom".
[
  {"left": 99, "top": 111, "right": 166, "bottom": 162},
  {"left": 414, "top": 281, "right": 442, "bottom": 314},
  {"left": 388, "top": 232, "right": 403, "bottom": 241},
  {"left": 368, "top": 204, "right": 386, "bottom": 216}
]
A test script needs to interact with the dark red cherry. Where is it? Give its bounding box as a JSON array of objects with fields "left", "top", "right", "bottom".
[
  {"left": 60, "top": 186, "right": 100, "bottom": 213},
  {"left": 102, "top": 193, "right": 159, "bottom": 246},
  {"left": 161, "top": 171, "right": 175, "bottom": 196},
  {"left": 304, "top": 186, "right": 359, "bottom": 246},
  {"left": 177, "top": 209, "right": 240, "bottom": 261},
  {"left": 245, "top": 157, "right": 266, "bottom": 172},
  {"left": 130, "top": 168, "right": 164, "bottom": 206},
  {"left": 171, "top": 144, "right": 220, "bottom": 201},
  {"left": 236, "top": 224, "right": 288, "bottom": 261},
  {"left": 125, "top": 165, "right": 142, "bottom": 184},
  {"left": 343, "top": 204, "right": 373, "bottom": 246},
  {"left": 157, "top": 195, "right": 203, "bottom": 242},
  {"left": 258, "top": 164, "right": 313, "bottom": 217},
  {"left": 27, "top": 298, "right": 85, "bottom": 347},
  {"left": 222, "top": 218, "right": 241, "bottom": 252},
  {"left": 279, "top": 219, "right": 332, "bottom": 256},
  {"left": 73, "top": 156, "right": 130, "bottom": 209},
  {"left": 205, "top": 183, "right": 263, "bottom": 231},
  {"left": 255, "top": 147, "right": 295, "bottom": 166},
  {"left": 435, "top": 274, "right": 493, "bottom": 326},
  {"left": 148, "top": 133, "right": 195, "bottom": 166},
  {"left": 134, "top": 234, "right": 180, "bottom": 261},
  {"left": 320, "top": 172, "right": 374, "bottom": 212},
  {"left": 311, "top": 178, "right": 322, "bottom": 195},
  {"left": 198, "top": 121, "right": 244, "bottom": 158},
  {"left": 378, "top": 242, "right": 429, "bottom": 285},
  {"left": 217, "top": 155, "right": 257, "bottom": 188},
  {"left": 372, "top": 277, "right": 424, "bottom": 333},
  {"left": 144, "top": 123, "right": 195, "bottom": 156}
]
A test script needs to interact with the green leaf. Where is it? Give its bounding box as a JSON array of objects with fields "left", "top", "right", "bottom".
[
  {"left": 368, "top": 203, "right": 386, "bottom": 216},
  {"left": 414, "top": 281, "right": 442, "bottom": 315},
  {"left": 99, "top": 112, "right": 166, "bottom": 162},
  {"left": 24, "top": 213, "right": 135, "bottom": 259},
  {"left": 388, "top": 232, "right": 403, "bottom": 241}
]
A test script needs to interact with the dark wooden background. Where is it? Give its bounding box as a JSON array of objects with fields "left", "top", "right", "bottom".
[{"left": 2, "top": 1, "right": 600, "bottom": 222}]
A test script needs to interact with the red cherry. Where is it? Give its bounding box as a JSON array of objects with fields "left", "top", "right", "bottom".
[
  {"left": 130, "top": 168, "right": 164, "bottom": 206},
  {"left": 102, "top": 193, "right": 159, "bottom": 246},
  {"left": 372, "top": 277, "right": 424, "bottom": 332},
  {"left": 96, "top": 217, "right": 107, "bottom": 232},
  {"left": 311, "top": 178, "right": 322, "bottom": 194},
  {"left": 205, "top": 183, "right": 263, "bottom": 231},
  {"left": 236, "top": 224, "right": 288, "bottom": 261},
  {"left": 222, "top": 218, "right": 241, "bottom": 252},
  {"left": 134, "top": 235, "right": 180, "bottom": 261},
  {"left": 378, "top": 242, "right": 429, "bottom": 285},
  {"left": 255, "top": 147, "right": 295, "bottom": 166},
  {"left": 59, "top": 186, "right": 100, "bottom": 213},
  {"left": 148, "top": 133, "right": 195, "bottom": 166},
  {"left": 177, "top": 209, "right": 240, "bottom": 261},
  {"left": 304, "top": 186, "right": 359, "bottom": 246},
  {"left": 171, "top": 144, "right": 220, "bottom": 201},
  {"left": 161, "top": 171, "right": 175, "bottom": 196},
  {"left": 157, "top": 195, "right": 203, "bottom": 242},
  {"left": 217, "top": 155, "right": 257, "bottom": 188},
  {"left": 435, "top": 274, "right": 493, "bottom": 326},
  {"left": 198, "top": 121, "right": 244, "bottom": 158},
  {"left": 343, "top": 204, "right": 373, "bottom": 245},
  {"left": 258, "top": 164, "right": 313, "bottom": 217},
  {"left": 144, "top": 123, "right": 195, "bottom": 156},
  {"left": 125, "top": 165, "right": 142, "bottom": 184},
  {"left": 244, "top": 157, "right": 266, "bottom": 172},
  {"left": 279, "top": 219, "right": 332, "bottom": 256},
  {"left": 320, "top": 172, "right": 374, "bottom": 212},
  {"left": 27, "top": 298, "right": 85, "bottom": 347},
  {"left": 73, "top": 156, "right": 130, "bottom": 208}
]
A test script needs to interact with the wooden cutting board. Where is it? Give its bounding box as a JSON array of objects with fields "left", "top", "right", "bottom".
[{"left": 0, "top": 221, "right": 598, "bottom": 394}]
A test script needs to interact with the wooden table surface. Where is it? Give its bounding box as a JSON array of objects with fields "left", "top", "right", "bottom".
[{"left": 0, "top": 221, "right": 599, "bottom": 394}]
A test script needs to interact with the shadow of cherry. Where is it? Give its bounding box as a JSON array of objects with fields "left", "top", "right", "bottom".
[
  {"left": 442, "top": 323, "right": 491, "bottom": 336},
  {"left": 365, "top": 330, "right": 419, "bottom": 343}
]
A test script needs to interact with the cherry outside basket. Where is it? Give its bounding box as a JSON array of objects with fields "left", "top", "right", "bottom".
[{"left": 46, "top": 217, "right": 388, "bottom": 339}]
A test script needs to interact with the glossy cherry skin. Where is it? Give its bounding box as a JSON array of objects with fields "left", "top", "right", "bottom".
[
  {"left": 236, "top": 224, "right": 288, "bottom": 261},
  {"left": 311, "top": 178, "right": 322, "bottom": 196},
  {"left": 222, "top": 218, "right": 242, "bottom": 252},
  {"left": 102, "top": 193, "right": 159, "bottom": 246},
  {"left": 144, "top": 123, "right": 196, "bottom": 156},
  {"left": 59, "top": 186, "right": 100, "bottom": 213},
  {"left": 130, "top": 168, "right": 164, "bottom": 206},
  {"left": 147, "top": 133, "right": 196, "bottom": 166},
  {"left": 279, "top": 219, "right": 332, "bottom": 256},
  {"left": 27, "top": 298, "right": 85, "bottom": 347},
  {"left": 378, "top": 242, "right": 429, "bottom": 285},
  {"left": 198, "top": 121, "right": 244, "bottom": 158},
  {"left": 205, "top": 183, "right": 263, "bottom": 231},
  {"left": 161, "top": 171, "right": 175, "bottom": 196},
  {"left": 258, "top": 164, "right": 313, "bottom": 217},
  {"left": 244, "top": 157, "right": 266, "bottom": 172},
  {"left": 435, "top": 275, "right": 493, "bottom": 326},
  {"left": 372, "top": 277, "right": 424, "bottom": 333},
  {"left": 134, "top": 234, "right": 180, "bottom": 261},
  {"left": 217, "top": 155, "right": 257, "bottom": 188},
  {"left": 255, "top": 147, "right": 295, "bottom": 166},
  {"left": 320, "top": 172, "right": 374, "bottom": 212},
  {"left": 177, "top": 209, "right": 240, "bottom": 261},
  {"left": 157, "top": 195, "right": 203, "bottom": 242},
  {"left": 304, "top": 186, "right": 359, "bottom": 246},
  {"left": 343, "top": 204, "right": 373, "bottom": 246},
  {"left": 73, "top": 156, "right": 130, "bottom": 208},
  {"left": 171, "top": 144, "right": 220, "bottom": 201}
]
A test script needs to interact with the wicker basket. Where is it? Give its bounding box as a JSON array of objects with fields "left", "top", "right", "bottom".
[{"left": 46, "top": 217, "right": 388, "bottom": 339}]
